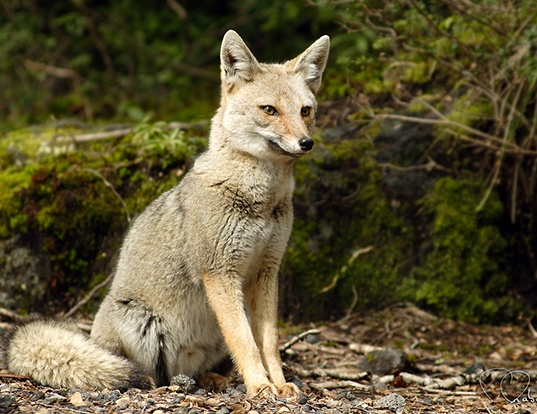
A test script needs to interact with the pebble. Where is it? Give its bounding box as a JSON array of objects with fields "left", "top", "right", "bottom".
[
  {"left": 374, "top": 393, "right": 406, "bottom": 413},
  {"left": 359, "top": 349, "right": 409, "bottom": 375},
  {"left": 0, "top": 394, "right": 15, "bottom": 408},
  {"left": 115, "top": 396, "right": 130, "bottom": 406},
  {"left": 44, "top": 392, "right": 66, "bottom": 404},
  {"left": 170, "top": 374, "right": 197, "bottom": 393},
  {"left": 69, "top": 391, "right": 86, "bottom": 407}
]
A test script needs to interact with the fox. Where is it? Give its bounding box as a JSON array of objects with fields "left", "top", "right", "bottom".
[{"left": 7, "top": 30, "right": 329, "bottom": 399}]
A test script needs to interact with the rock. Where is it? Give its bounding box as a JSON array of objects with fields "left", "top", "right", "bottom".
[
  {"left": 463, "top": 361, "right": 485, "bottom": 375},
  {"left": 304, "top": 333, "right": 320, "bottom": 344},
  {"left": 44, "top": 392, "right": 66, "bottom": 404},
  {"left": 359, "top": 349, "right": 409, "bottom": 375},
  {"left": 374, "top": 393, "right": 406, "bottom": 413},
  {"left": 0, "top": 394, "right": 15, "bottom": 409},
  {"left": 0, "top": 236, "right": 47, "bottom": 310},
  {"left": 170, "top": 374, "right": 197, "bottom": 393},
  {"left": 374, "top": 117, "right": 442, "bottom": 200},
  {"left": 69, "top": 391, "right": 86, "bottom": 407},
  {"left": 115, "top": 396, "right": 130, "bottom": 406}
]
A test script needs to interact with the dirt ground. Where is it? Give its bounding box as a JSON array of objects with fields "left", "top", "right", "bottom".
[{"left": 1, "top": 303, "right": 536, "bottom": 413}]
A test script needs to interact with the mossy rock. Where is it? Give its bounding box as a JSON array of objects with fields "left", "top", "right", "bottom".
[{"left": 0, "top": 122, "right": 204, "bottom": 314}]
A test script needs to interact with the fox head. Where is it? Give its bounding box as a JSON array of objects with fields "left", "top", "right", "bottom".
[{"left": 213, "top": 30, "right": 330, "bottom": 160}]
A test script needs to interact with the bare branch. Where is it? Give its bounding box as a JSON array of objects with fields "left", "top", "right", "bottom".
[
  {"left": 64, "top": 273, "right": 114, "bottom": 318},
  {"left": 166, "top": 0, "right": 187, "bottom": 19},
  {"left": 53, "top": 121, "right": 208, "bottom": 144},
  {"left": 25, "top": 60, "right": 83, "bottom": 82},
  {"left": 374, "top": 113, "right": 537, "bottom": 156}
]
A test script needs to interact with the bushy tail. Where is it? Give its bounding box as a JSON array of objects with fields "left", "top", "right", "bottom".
[{"left": 7, "top": 320, "right": 154, "bottom": 390}]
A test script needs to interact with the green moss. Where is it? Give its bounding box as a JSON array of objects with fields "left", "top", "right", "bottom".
[
  {"left": 405, "top": 177, "right": 516, "bottom": 323},
  {"left": 283, "top": 129, "right": 520, "bottom": 324},
  {"left": 282, "top": 132, "right": 413, "bottom": 321},
  {"left": 0, "top": 122, "right": 200, "bottom": 313}
]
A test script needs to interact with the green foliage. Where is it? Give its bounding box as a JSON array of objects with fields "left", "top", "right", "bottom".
[
  {"left": 282, "top": 132, "right": 412, "bottom": 321},
  {"left": 304, "top": 0, "right": 536, "bottom": 323},
  {"left": 0, "top": 0, "right": 338, "bottom": 130},
  {"left": 132, "top": 118, "right": 198, "bottom": 169},
  {"left": 2, "top": 0, "right": 535, "bottom": 323},
  {"left": 0, "top": 122, "right": 201, "bottom": 311},
  {"left": 285, "top": 137, "right": 521, "bottom": 323},
  {"left": 407, "top": 178, "right": 516, "bottom": 323}
]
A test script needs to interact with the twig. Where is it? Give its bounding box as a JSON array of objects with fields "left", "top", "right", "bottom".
[
  {"left": 0, "top": 307, "right": 26, "bottom": 321},
  {"left": 166, "top": 0, "right": 187, "bottom": 19},
  {"left": 64, "top": 128, "right": 131, "bottom": 143},
  {"left": 527, "top": 319, "right": 537, "bottom": 338},
  {"left": 377, "top": 156, "right": 450, "bottom": 173},
  {"left": 64, "top": 273, "right": 114, "bottom": 318},
  {"left": 279, "top": 329, "right": 321, "bottom": 352},
  {"left": 25, "top": 59, "right": 83, "bottom": 81},
  {"left": 82, "top": 168, "right": 131, "bottom": 223},
  {"left": 376, "top": 113, "right": 537, "bottom": 156},
  {"left": 349, "top": 343, "right": 384, "bottom": 354},
  {"left": 422, "top": 388, "right": 478, "bottom": 397},
  {"left": 252, "top": 384, "right": 270, "bottom": 399},
  {"left": 476, "top": 79, "right": 525, "bottom": 212},
  {"left": 319, "top": 246, "right": 373, "bottom": 294},
  {"left": 482, "top": 399, "right": 494, "bottom": 414},
  {"left": 0, "top": 373, "right": 33, "bottom": 380},
  {"left": 344, "top": 284, "right": 359, "bottom": 320},
  {"left": 309, "top": 380, "right": 370, "bottom": 391}
]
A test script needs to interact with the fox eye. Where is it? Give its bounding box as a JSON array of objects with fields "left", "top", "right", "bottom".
[
  {"left": 261, "top": 105, "right": 279, "bottom": 116},
  {"left": 301, "top": 106, "right": 312, "bottom": 117}
]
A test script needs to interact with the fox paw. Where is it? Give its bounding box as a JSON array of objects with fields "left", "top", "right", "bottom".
[
  {"left": 248, "top": 382, "right": 304, "bottom": 401},
  {"left": 277, "top": 382, "right": 305, "bottom": 401},
  {"left": 197, "top": 372, "right": 230, "bottom": 392},
  {"left": 248, "top": 382, "right": 280, "bottom": 398}
]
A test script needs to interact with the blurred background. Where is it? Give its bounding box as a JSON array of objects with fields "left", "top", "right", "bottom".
[{"left": 1, "top": 0, "right": 537, "bottom": 326}]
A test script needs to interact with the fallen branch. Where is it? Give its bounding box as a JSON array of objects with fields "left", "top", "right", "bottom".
[
  {"left": 377, "top": 370, "right": 492, "bottom": 390},
  {"left": 279, "top": 329, "right": 321, "bottom": 352},
  {"left": 309, "top": 380, "right": 370, "bottom": 391},
  {"left": 348, "top": 343, "right": 384, "bottom": 354},
  {"left": 293, "top": 365, "right": 369, "bottom": 382},
  {"left": 54, "top": 121, "right": 208, "bottom": 144}
]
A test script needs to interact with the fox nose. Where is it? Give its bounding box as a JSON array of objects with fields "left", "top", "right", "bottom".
[{"left": 298, "top": 137, "right": 314, "bottom": 151}]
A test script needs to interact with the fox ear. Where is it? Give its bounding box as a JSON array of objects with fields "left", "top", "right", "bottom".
[
  {"left": 220, "top": 30, "right": 261, "bottom": 86},
  {"left": 289, "top": 35, "right": 330, "bottom": 94}
]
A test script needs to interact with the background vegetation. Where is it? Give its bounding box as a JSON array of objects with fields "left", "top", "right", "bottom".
[{"left": 1, "top": 0, "right": 536, "bottom": 325}]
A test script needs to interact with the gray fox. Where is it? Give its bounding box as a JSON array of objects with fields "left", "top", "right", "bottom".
[{"left": 8, "top": 30, "right": 330, "bottom": 399}]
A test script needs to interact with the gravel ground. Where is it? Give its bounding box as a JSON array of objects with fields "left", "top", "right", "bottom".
[{"left": 2, "top": 304, "right": 536, "bottom": 413}]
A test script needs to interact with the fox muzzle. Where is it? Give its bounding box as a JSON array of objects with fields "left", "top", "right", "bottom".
[{"left": 298, "top": 137, "right": 314, "bottom": 151}]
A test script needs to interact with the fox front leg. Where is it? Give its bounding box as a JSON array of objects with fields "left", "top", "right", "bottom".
[
  {"left": 246, "top": 270, "right": 302, "bottom": 399},
  {"left": 202, "top": 273, "right": 279, "bottom": 397},
  {"left": 245, "top": 256, "right": 302, "bottom": 400}
]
